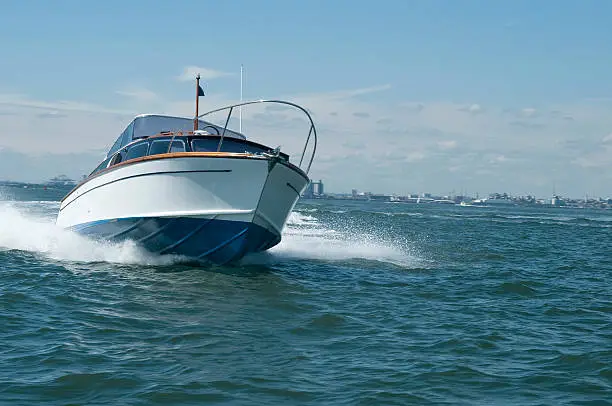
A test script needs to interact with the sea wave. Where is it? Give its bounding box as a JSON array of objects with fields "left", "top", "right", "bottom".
[
  {"left": 243, "top": 209, "right": 422, "bottom": 268},
  {"left": 0, "top": 202, "right": 181, "bottom": 265}
]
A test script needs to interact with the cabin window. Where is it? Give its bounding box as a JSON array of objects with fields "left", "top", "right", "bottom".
[
  {"left": 191, "top": 139, "right": 217, "bottom": 152},
  {"left": 124, "top": 142, "right": 149, "bottom": 161},
  {"left": 169, "top": 139, "right": 185, "bottom": 153},
  {"left": 149, "top": 140, "right": 170, "bottom": 155},
  {"left": 149, "top": 140, "right": 171, "bottom": 155},
  {"left": 120, "top": 122, "right": 134, "bottom": 147},
  {"left": 108, "top": 136, "right": 123, "bottom": 157},
  {"left": 109, "top": 152, "right": 123, "bottom": 166},
  {"left": 148, "top": 139, "right": 186, "bottom": 155}
]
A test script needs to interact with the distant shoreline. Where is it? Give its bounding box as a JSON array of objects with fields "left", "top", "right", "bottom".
[
  {"left": 301, "top": 195, "right": 612, "bottom": 210},
  {"left": 2, "top": 181, "right": 610, "bottom": 210}
]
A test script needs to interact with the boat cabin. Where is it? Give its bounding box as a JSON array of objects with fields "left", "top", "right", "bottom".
[{"left": 89, "top": 114, "right": 287, "bottom": 177}]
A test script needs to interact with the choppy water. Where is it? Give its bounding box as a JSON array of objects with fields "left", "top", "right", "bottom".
[{"left": 1, "top": 185, "right": 611, "bottom": 405}]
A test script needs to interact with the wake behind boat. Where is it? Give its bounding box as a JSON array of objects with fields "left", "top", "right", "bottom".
[{"left": 56, "top": 76, "right": 317, "bottom": 264}]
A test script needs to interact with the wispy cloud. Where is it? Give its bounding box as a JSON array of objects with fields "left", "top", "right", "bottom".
[
  {"left": 489, "top": 154, "right": 508, "bottom": 164},
  {"left": 0, "top": 94, "right": 134, "bottom": 155},
  {"left": 115, "top": 88, "right": 158, "bottom": 102},
  {"left": 437, "top": 140, "right": 457, "bottom": 150},
  {"left": 36, "top": 111, "right": 68, "bottom": 119},
  {"left": 468, "top": 104, "right": 482, "bottom": 113},
  {"left": 176, "top": 66, "right": 233, "bottom": 82},
  {"left": 296, "top": 84, "right": 392, "bottom": 101},
  {"left": 521, "top": 107, "right": 537, "bottom": 117},
  {"left": 458, "top": 103, "right": 483, "bottom": 114},
  {"left": 572, "top": 149, "right": 611, "bottom": 168},
  {"left": 0, "top": 148, "right": 105, "bottom": 182},
  {"left": 503, "top": 20, "right": 520, "bottom": 29},
  {"left": 3, "top": 82, "right": 612, "bottom": 197},
  {"left": 0, "top": 93, "right": 132, "bottom": 115},
  {"left": 509, "top": 120, "right": 545, "bottom": 130}
]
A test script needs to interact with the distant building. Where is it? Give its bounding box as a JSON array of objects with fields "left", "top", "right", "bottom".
[
  {"left": 314, "top": 180, "right": 324, "bottom": 196},
  {"left": 303, "top": 179, "right": 325, "bottom": 198},
  {"left": 370, "top": 194, "right": 392, "bottom": 202},
  {"left": 551, "top": 195, "right": 565, "bottom": 206}
]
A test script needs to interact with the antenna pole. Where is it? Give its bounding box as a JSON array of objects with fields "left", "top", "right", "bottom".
[
  {"left": 239, "top": 64, "right": 243, "bottom": 133},
  {"left": 194, "top": 74, "right": 201, "bottom": 131}
]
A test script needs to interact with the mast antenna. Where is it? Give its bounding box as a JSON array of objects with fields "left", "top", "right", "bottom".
[{"left": 194, "top": 74, "right": 201, "bottom": 131}]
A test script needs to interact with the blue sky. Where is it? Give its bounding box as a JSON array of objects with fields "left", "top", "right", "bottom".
[{"left": 1, "top": 0, "right": 611, "bottom": 197}]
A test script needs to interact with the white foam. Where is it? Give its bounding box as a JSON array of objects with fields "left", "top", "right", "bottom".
[
  {"left": 0, "top": 200, "right": 422, "bottom": 268},
  {"left": 13, "top": 200, "right": 61, "bottom": 206},
  {"left": 244, "top": 209, "right": 420, "bottom": 268},
  {"left": 0, "top": 202, "right": 179, "bottom": 265},
  {"left": 272, "top": 230, "right": 411, "bottom": 265},
  {"left": 286, "top": 211, "right": 319, "bottom": 225}
]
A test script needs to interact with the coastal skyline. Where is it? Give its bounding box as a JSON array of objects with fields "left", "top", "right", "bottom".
[{"left": 1, "top": 0, "right": 611, "bottom": 197}]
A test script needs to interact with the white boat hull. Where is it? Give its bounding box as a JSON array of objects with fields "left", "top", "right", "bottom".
[{"left": 57, "top": 155, "right": 308, "bottom": 264}]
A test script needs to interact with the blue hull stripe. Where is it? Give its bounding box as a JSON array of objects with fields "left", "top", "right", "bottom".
[
  {"left": 108, "top": 218, "right": 146, "bottom": 240},
  {"left": 68, "top": 216, "right": 280, "bottom": 264},
  {"left": 70, "top": 219, "right": 111, "bottom": 232},
  {"left": 137, "top": 218, "right": 177, "bottom": 243},
  {"left": 197, "top": 227, "right": 248, "bottom": 259},
  {"left": 159, "top": 216, "right": 216, "bottom": 255}
]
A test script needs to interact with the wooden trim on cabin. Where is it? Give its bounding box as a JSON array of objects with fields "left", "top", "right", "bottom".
[
  {"left": 106, "top": 151, "right": 259, "bottom": 174},
  {"left": 140, "top": 133, "right": 289, "bottom": 158},
  {"left": 119, "top": 151, "right": 254, "bottom": 166}
]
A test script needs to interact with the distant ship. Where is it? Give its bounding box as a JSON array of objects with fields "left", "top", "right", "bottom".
[
  {"left": 471, "top": 197, "right": 515, "bottom": 206},
  {"left": 46, "top": 175, "right": 76, "bottom": 186}
]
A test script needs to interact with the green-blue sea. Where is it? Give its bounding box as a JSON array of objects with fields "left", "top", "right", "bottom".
[{"left": 1, "top": 184, "right": 611, "bottom": 405}]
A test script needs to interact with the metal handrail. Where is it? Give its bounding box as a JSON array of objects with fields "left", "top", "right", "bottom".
[
  {"left": 197, "top": 99, "right": 318, "bottom": 175},
  {"left": 167, "top": 130, "right": 182, "bottom": 153},
  {"left": 217, "top": 107, "right": 234, "bottom": 153}
]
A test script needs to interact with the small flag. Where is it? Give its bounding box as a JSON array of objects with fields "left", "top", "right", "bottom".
[{"left": 198, "top": 84, "right": 205, "bottom": 97}]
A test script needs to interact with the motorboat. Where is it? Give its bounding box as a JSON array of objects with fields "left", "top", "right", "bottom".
[
  {"left": 471, "top": 197, "right": 515, "bottom": 206},
  {"left": 46, "top": 175, "right": 77, "bottom": 187},
  {"left": 56, "top": 76, "right": 317, "bottom": 264}
]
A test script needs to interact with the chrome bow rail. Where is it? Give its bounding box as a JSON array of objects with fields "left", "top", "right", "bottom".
[{"left": 197, "top": 100, "right": 318, "bottom": 175}]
